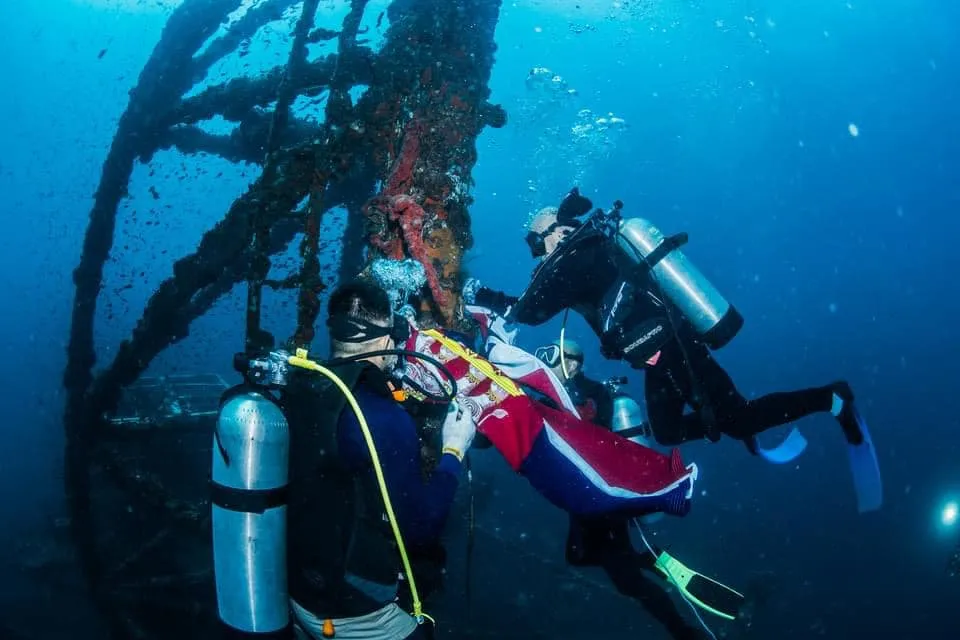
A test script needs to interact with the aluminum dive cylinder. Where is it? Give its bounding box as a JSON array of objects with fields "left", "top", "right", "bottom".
[
  {"left": 616, "top": 217, "right": 743, "bottom": 350},
  {"left": 212, "top": 389, "right": 291, "bottom": 637},
  {"left": 610, "top": 392, "right": 657, "bottom": 449},
  {"left": 610, "top": 391, "right": 664, "bottom": 525}
]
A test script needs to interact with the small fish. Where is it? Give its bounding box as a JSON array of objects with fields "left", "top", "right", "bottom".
[{"left": 98, "top": 48, "right": 107, "bottom": 59}]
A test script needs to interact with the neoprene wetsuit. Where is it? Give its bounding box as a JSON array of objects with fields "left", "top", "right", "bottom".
[
  {"left": 644, "top": 338, "right": 854, "bottom": 445},
  {"left": 475, "top": 223, "right": 863, "bottom": 449}
]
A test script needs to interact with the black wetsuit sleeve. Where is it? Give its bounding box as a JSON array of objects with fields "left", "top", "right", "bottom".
[
  {"left": 510, "top": 229, "right": 617, "bottom": 327},
  {"left": 474, "top": 286, "right": 519, "bottom": 316}
]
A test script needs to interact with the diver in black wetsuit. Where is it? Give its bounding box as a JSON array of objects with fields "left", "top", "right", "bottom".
[
  {"left": 533, "top": 339, "right": 714, "bottom": 640},
  {"left": 471, "top": 187, "right": 866, "bottom": 455}
]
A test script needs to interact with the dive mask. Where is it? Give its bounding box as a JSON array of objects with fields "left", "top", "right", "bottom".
[
  {"left": 525, "top": 222, "right": 560, "bottom": 258},
  {"left": 327, "top": 313, "right": 410, "bottom": 345},
  {"left": 535, "top": 343, "right": 584, "bottom": 368}
]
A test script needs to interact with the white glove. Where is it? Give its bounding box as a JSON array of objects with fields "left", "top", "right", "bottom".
[{"left": 441, "top": 400, "right": 476, "bottom": 456}]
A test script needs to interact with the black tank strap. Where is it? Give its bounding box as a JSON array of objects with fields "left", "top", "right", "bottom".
[
  {"left": 615, "top": 423, "right": 653, "bottom": 440},
  {"left": 629, "top": 232, "right": 688, "bottom": 278},
  {"left": 211, "top": 484, "right": 289, "bottom": 514}
]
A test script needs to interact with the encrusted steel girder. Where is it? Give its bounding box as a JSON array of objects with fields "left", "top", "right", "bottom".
[
  {"left": 360, "top": 0, "right": 506, "bottom": 326},
  {"left": 61, "top": 0, "right": 505, "bottom": 637}
]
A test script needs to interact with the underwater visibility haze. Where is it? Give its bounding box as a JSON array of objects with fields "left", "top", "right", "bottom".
[{"left": 1, "top": 0, "right": 959, "bottom": 638}]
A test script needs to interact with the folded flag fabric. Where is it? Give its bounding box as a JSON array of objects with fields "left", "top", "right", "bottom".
[{"left": 398, "top": 307, "right": 698, "bottom": 518}]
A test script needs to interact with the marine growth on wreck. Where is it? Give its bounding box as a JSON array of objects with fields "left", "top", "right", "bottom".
[{"left": 62, "top": 1, "right": 504, "bottom": 635}]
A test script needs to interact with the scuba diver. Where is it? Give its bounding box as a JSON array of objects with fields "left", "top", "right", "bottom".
[
  {"left": 212, "top": 279, "right": 475, "bottom": 640},
  {"left": 534, "top": 338, "right": 613, "bottom": 427},
  {"left": 469, "top": 187, "right": 881, "bottom": 513},
  {"left": 535, "top": 338, "right": 743, "bottom": 640},
  {"left": 285, "top": 280, "right": 476, "bottom": 639}
]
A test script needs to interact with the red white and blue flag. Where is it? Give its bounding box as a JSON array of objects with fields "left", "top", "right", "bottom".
[{"left": 400, "top": 306, "right": 698, "bottom": 519}]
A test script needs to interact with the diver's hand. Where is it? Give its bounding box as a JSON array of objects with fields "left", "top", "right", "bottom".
[
  {"left": 441, "top": 400, "right": 476, "bottom": 455},
  {"left": 474, "top": 286, "right": 519, "bottom": 316}
]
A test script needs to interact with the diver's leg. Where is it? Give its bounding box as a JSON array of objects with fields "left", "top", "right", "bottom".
[
  {"left": 600, "top": 549, "right": 710, "bottom": 640},
  {"left": 586, "top": 520, "right": 709, "bottom": 639},
  {"left": 644, "top": 343, "right": 707, "bottom": 446},
  {"left": 698, "top": 354, "right": 864, "bottom": 445},
  {"left": 565, "top": 515, "right": 595, "bottom": 566},
  {"left": 566, "top": 515, "right": 631, "bottom": 566}
]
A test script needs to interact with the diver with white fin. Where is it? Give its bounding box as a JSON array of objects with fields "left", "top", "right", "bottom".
[{"left": 473, "top": 186, "right": 882, "bottom": 513}]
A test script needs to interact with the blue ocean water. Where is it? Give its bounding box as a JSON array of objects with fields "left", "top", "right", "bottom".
[{"left": 0, "top": 0, "right": 958, "bottom": 637}]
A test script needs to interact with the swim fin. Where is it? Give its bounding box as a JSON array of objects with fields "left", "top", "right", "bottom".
[
  {"left": 831, "top": 383, "right": 882, "bottom": 513},
  {"left": 754, "top": 428, "right": 808, "bottom": 464},
  {"left": 654, "top": 551, "right": 745, "bottom": 621},
  {"left": 845, "top": 403, "right": 883, "bottom": 513},
  {"left": 557, "top": 186, "right": 593, "bottom": 223}
]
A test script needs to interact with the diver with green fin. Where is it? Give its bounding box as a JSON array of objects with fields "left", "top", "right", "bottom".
[
  {"left": 532, "top": 338, "right": 745, "bottom": 640},
  {"left": 472, "top": 186, "right": 883, "bottom": 514}
]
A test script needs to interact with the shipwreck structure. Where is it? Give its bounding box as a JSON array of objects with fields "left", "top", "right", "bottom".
[
  {"left": 57, "top": 2, "right": 692, "bottom": 638},
  {"left": 62, "top": 0, "right": 504, "bottom": 636}
]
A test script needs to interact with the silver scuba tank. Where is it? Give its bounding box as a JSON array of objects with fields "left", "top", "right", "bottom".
[
  {"left": 212, "top": 390, "right": 291, "bottom": 635},
  {"left": 616, "top": 217, "right": 743, "bottom": 350},
  {"left": 610, "top": 392, "right": 664, "bottom": 525},
  {"left": 611, "top": 392, "right": 657, "bottom": 449}
]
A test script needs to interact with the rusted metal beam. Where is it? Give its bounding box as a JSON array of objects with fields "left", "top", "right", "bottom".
[{"left": 63, "top": 1, "right": 506, "bottom": 635}]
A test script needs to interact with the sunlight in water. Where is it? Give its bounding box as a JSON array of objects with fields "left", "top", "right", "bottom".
[
  {"left": 943, "top": 501, "right": 959, "bottom": 527},
  {"left": 70, "top": 0, "right": 260, "bottom": 14},
  {"left": 70, "top": 0, "right": 184, "bottom": 12}
]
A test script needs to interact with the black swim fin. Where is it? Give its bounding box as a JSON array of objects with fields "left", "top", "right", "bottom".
[
  {"left": 830, "top": 381, "right": 863, "bottom": 445},
  {"left": 558, "top": 186, "right": 593, "bottom": 223}
]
